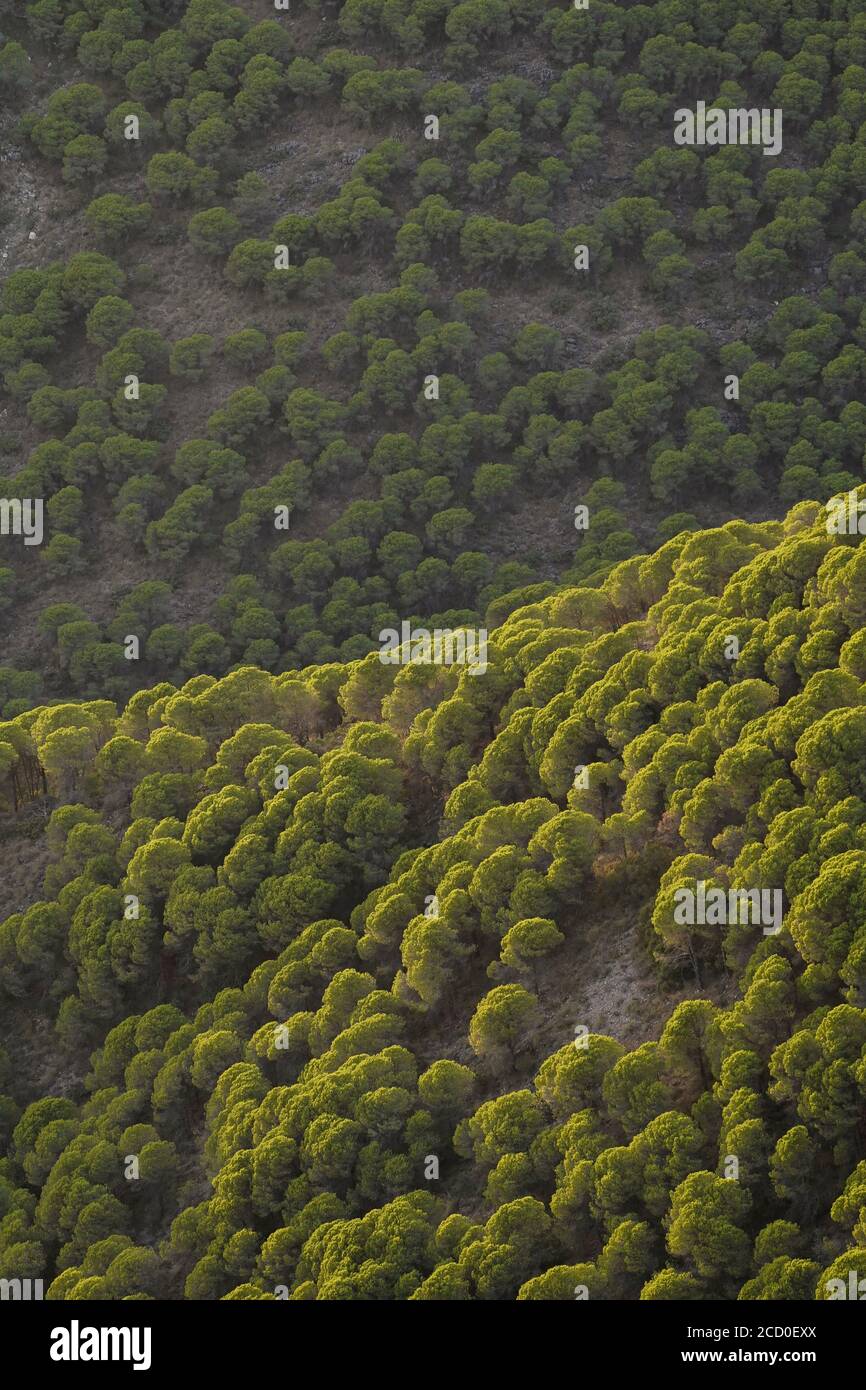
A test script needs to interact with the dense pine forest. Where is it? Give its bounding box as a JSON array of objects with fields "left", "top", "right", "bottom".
[{"left": 2, "top": 0, "right": 866, "bottom": 1308}]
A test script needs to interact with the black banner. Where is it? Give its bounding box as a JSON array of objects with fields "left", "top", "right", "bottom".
[{"left": 2, "top": 1295, "right": 857, "bottom": 1377}]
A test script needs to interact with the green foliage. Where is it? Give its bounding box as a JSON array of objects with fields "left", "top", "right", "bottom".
[
  {"left": 7, "top": 0, "right": 866, "bottom": 1312},
  {"left": 85, "top": 194, "right": 151, "bottom": 244}
]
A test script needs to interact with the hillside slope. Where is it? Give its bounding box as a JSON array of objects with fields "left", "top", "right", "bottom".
[
  {"left": 4, "top": 0, "right": 866, "bottom": 718},
  {"left": 2, "top": 503, "right": 866, "bottom": 1299}
]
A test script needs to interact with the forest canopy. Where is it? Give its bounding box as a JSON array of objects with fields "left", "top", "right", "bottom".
[
  {"left": 2, "top": 499, "right": 866, "bottom": 1301},
  {"left": 3, "top": 0, "right": 866, "bottom": 1310}
]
